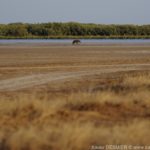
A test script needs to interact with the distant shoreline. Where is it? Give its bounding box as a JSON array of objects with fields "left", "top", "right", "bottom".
[{"left": 1, "top": 23, "right": 150, "bottom": 39}]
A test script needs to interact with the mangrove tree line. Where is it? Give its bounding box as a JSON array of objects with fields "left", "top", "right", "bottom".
[{"left": 0, "top": 22, "right": 150, "bottom": 39}]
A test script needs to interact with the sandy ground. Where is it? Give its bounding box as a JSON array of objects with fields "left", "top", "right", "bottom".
[
  {"left": 0, "top": 64, "right": 149, "bottom": 91},
  {"left": 0, "top": 43, "right": 150, "bottom": 91}
]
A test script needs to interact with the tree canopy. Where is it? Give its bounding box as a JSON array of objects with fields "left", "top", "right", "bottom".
[{"left": 0, "top": 22, "right": 150, "bottom": 38}]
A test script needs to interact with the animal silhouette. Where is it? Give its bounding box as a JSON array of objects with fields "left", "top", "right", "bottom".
[{"left": 72, "top": 39, "right": 81, "bottom": 45}]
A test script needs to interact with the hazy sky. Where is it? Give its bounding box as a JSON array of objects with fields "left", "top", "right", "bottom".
[{"left": 0, "top": 0, "right": 149, "bottom": 24}]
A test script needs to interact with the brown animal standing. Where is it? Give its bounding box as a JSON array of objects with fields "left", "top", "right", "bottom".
[{"left": 72, "top": 39, "right": 81, "bottom": 45}]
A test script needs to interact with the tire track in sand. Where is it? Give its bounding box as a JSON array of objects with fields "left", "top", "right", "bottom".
[{"left": 0, "top": 64, "right": 149, "bottom": 91}]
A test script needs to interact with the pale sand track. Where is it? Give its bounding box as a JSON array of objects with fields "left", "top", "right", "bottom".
[{"left": 0, "top": 64, "right": 149, "bottom": 91}]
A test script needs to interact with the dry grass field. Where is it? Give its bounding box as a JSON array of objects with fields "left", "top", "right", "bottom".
[{"left": 0, "top": 43, "right": 150, "bottom": 150}]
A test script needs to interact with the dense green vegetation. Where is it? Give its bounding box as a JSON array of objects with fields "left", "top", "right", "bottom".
[{"left": 0, "top": 22, "right": 150, "bottom": 39}]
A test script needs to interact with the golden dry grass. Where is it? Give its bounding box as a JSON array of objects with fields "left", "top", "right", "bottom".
[{"left": 0, "top": 72, "right": 150, "bottom": 150}]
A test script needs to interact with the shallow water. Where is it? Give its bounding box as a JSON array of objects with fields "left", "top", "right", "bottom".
[{"left": 0, "top": 39, "right": 150, "bottom": 44}]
